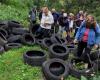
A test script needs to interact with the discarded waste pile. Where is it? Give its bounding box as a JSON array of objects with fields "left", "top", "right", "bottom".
[{"left": 0, "top": 20, "right": 100, "bottom": 80}]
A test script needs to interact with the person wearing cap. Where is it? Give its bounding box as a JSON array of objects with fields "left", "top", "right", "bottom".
[
  {"left": 51, "top": 8, "right": 59, "bottom": 25},
  {"left": 51, "top": 8, "right": 59, "bottom": 33},
  {"left": 58, "top": 13, "right": 69, "bottom": 37}
]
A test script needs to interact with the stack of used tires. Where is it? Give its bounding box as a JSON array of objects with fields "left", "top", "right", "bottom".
[
  {"left": 0, "top": 20, "right": 36, "bottom": 53},
  {"left": 23, "top": 29, "right": 77, "bottom": 80},
  {"left": 25, "top": 23, "right": 99, "bottom": 80},
  {"left": 1, "top": 20, "right": 99, "bottom": 80},
  {"left": 69, "top": 58, "right": 97, "bottom": 79},
  {"left": 89, "top": 49, "right": 100, "bottom": 71}
]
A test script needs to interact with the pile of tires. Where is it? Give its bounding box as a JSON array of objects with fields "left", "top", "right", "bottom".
[
  {"left": 90, "top": 49, "right": 100, "bottom": 70},
  {"left": 0, "top": 20, "right": 36, "bottom": 54},
  {"left": 1, "top": 20, "right": 99, "bottom": 80}
]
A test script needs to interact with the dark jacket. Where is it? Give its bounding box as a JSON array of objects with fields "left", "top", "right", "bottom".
[{"left": 52, "top": 12, "right": 59, "bottom": 23}]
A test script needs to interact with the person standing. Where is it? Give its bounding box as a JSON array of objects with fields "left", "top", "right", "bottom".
[
  {"left": 58, "top": 13, "right": 68, "bottom": 37},
  {"left": 51, "top": 8, "right": 59, "bottom": 25},
  {"left": 68, "top": 13, "right": 74, "bottom": 35},
  {"left": 74, "top": 15, "right": 100, "bottom": 61},
  {"left": 51, "top": 8, "right": 59, "bottom": 33},
  {"left": 29, "top": 7, "right": 37, "bottom": 24},
  {"left": 74, "top": 10, "right": 85, "bottom": 37}
]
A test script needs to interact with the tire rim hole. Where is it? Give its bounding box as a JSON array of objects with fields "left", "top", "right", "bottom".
[
  {"left": 45, "top": 40, "right": 52, "bottom": 46},
  {"left": 53, "top": 45, "right": 66, "bottom": 53},
  {"left": 49, "top": 62, "right": 65, "bottom": 76},
  {"left": 26, "top": 51, "right": 44, "bottom": 57},
  {"left": 25, "top": 35, "right": 34, "bottom": 43},
  {"left": 8, "top": 44, "right": 19, "bottom": 46}
]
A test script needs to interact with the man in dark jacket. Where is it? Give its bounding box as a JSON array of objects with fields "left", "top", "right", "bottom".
[
  {"left": 51, "top": 8, "right": 59, "bottom": 33},
  {"left": 51, "top": 8, "right": 59, "bottom": 24}
]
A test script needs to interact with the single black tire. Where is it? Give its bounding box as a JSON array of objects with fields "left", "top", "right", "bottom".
[
  {"left": 21, "top": 33, "right": 35, "bottom": 46},
  {"left": 0, "top": 46, "right": 4, "bottom": 54},
  {"left": 69, "top": 58, "right": 97, "bottom": 79},
  {"left": 94, "top": 60, "right": 100, "bottom": 71},
  {"left": 0, "top": 32, "right": 7, "bottom": 46},
  {"left": 23, "top": 50, "right": 47, "bottom": 66},
  {"left": 49, "top": 63, "right": 64, "bottom": 76},
  {"left": 8, "top": 20, "right": 22, "bottom": 28},
  {"left": 7, "top": 35, "right": 21, "bottom": 43},
  {"left": 91, "top": 50, "right": 100, "bottom": 71},
  {"left": 42, "top": 38, "right": 53, "bottom": 49},
  {"left": 42, "top": 58, "right": 69, "bottom": 80},
  {"left": 50, "top": 34, "right": 62, "bottom": 44},
  {"left": 0, "top": 21, "right": 8, "bottom": 30},
  {"left": 90, "top": 50, "right": 100, "bottom": 61},
  {"left": 0, "top": 28, "right": 8, "bottom": 38},
  {"left": 5, "top": 43, "right": 22, "bottom": 51},
  {"left": 49, "top": 44, "right": 69, "bottom": 60},
  {"left": 12, "top": 28, "right": 29, "bottom": 35}
]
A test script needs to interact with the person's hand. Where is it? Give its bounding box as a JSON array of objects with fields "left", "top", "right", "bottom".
[
  {"left": 44, "top": 23, "right": 48, "bottom": 27},
  {"left": 94, "top": 44, "right": 98, "bottom": 49},
  {"left": 61, "top": 77, "right": 63, "bottom": 80},
  {"left": 73, "top": 39, "right": 78, "bottom": 44}
]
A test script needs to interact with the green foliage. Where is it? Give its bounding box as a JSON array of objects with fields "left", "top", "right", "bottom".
[
  {"left": 0, "top": 3, "right": 29, "bottom": 27},
  {"left": 0, "top": 0, "right": 100, "bottom": 27},
  {"left": 81, "top": 76, "right": 100, "bottom": 80},
  {"left": 81, "top": 76, "right": 87, "bottom": 80}
]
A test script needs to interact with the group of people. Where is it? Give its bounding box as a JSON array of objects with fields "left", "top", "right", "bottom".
[{"left": 29, "top": 7, "right": 100, "bottom": 61}]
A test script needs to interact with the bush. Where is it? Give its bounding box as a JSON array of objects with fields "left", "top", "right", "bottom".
[{"left": 0, "top": 3, "right": 29, "bottom": 27}]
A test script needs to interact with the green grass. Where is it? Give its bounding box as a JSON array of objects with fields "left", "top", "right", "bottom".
[{"left": 0, "top": 45, "right": 43, "bottom": 80}]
